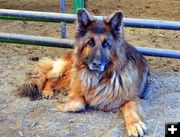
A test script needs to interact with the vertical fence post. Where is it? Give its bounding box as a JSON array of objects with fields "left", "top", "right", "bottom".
[
  {"left": 60, "top": 0, "right": 66, "bottom": 38},
  {"left": 84, "top": 0, "right": 88, "bottom": 9},
  {"left": 73, "top": 0, "right": 84, "bottom": 13}
]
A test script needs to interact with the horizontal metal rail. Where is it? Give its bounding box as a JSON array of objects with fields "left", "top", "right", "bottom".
[
  {"left": 0, "top": 9, "right": 180, "bottom": 30},
  {"left": 0, "top": 33, "right": 74, "bottom": 48},
  {"left": 135, "top": 46, "right": 180, "bottom": 59},
  {"left": 0, "top": 33, "right": 180, "bottom": 59}
]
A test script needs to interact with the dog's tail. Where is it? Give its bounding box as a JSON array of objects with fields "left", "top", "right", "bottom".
[
  {"left": 18, "top": 82, "right": 42, "bottom": 100},
  {"left": 18, "top": 58, "right": 53, "bottom": 100}
]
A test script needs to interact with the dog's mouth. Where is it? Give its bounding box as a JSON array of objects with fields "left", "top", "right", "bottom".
[
  {"left": 88, "top": 63, "right": 106, "bottom": 72},
  {"left": 85, "top": 60, "right": 110, "bottom": 72}
]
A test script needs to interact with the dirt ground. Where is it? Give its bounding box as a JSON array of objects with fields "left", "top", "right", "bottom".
[{"left": 0, "top": 0, "right": 180, "bottom": 137}]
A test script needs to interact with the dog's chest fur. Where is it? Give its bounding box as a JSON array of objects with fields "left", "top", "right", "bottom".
[{"left": 79, "top": 67, "right": 137, "bottom": 111}]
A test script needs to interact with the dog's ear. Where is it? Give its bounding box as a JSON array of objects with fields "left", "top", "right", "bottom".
[
  {"left": 77, "top": 9, "right": 93, "bottom": 30},
  {"left": 107, "top": 11, "right": 123, "bottom": 33}
]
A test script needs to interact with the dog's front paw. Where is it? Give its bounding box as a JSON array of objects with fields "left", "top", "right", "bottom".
[
  {"left": 42, "top": 90, "right": 53, "bottom": 99},
  {"left": 127, "top": 121, "right": 147, "bottom": 137},
  {"left": 57, "top": 100, "right": 85, "bottom": 112}
]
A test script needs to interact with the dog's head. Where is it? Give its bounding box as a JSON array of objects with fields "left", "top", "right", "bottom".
[{"left": 74, "top": 9, "right": 124, "bottom": 72}]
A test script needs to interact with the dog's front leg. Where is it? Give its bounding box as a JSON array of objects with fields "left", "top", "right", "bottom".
[
  {"left": 120, "top": 100, "right": 147, "bottom": 137},
  {"left": 42, "top": 78, "right": 58, "bottom": 99},
  {"left": 57, "top": 90, "right": 86, "bottom": 112}
]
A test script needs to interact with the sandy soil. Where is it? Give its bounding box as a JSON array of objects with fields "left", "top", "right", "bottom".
[{"left": 0, "top": 0, "right": 180, "bottom": 137}]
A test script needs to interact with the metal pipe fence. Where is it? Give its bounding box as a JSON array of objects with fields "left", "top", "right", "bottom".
[
  {"left": 0, "top": 9, "right": 179, "bottom": 59},
  {"left": 0, "top": 33, "right": 180, "bottom": 59},
  {"left": 60, "top": 0, "right": 66, "bottom": 38},
  {"left": 0, "top": 9, "right": 180, "bottom": 30},
  {"left": 0, "top": 33, "right": 74, "bottom": 48}
]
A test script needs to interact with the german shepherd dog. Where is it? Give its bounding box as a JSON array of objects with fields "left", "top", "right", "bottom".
[{"left": 21, "top": 9, "right": 149, "bottom": 137}]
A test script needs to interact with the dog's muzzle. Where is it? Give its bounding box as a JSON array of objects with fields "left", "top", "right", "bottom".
[{"left": 88, "top": 59, "right": 108, "bottom": 72}]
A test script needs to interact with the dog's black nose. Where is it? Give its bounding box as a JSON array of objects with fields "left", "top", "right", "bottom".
[{"left": 92, "top": 60, "right": 102, "bottom": 67}]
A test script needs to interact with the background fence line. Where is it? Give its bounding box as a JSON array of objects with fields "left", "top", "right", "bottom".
[
  {"left": 0, "top": 32, "right": 180, "bottom": 59},
  {"left": 0, "top": 9, "right": 180, "bottom": 59},
  {"left": 0, "top": 9, "right": 180, "bottom": 30}
]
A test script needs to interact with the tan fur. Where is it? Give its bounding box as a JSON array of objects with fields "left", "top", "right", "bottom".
[
  {"left": 47, "top": 59, "right": 67, "bottom": 79},
  {"left": 121, "top": 100, "right": 147, "bottom": 136},
  {"left": 26, "top": 10, "right": 149, "bottom": 137},
  {"left": 30, "top": 57, "right": 53, "bottom": 91}
]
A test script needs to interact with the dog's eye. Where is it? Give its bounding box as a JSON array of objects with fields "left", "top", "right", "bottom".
[
  {"left": 102, "top": 41, "right": 110, "bottom": 48},
  {"left": 87, "top": 39, "right": 95, "bottom": 47}
]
